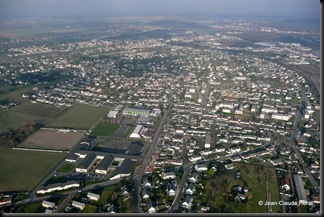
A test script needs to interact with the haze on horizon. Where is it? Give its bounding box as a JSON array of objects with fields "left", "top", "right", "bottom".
[{"left": 0, "top": 0, "right": 320, "bottom": 20}]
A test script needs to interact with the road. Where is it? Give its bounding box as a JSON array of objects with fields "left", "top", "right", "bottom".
[
  {"left": 288, "top": 74, "right": 320, "bottom": 194},
  {"left": 132, "top": 100, "right": 174, "bottom": 213},
  {"left": 168, "top": 143, "right": 191, "bottom": 212}
]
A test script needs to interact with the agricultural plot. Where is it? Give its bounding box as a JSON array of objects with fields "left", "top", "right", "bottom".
[
  {"left": 11, "top": 102, "right": 66, "bottom": 119},
  {"left": 0, "top": 103, "right": 66, "bottom": 131},
  {"left": 0, "top": 147, "right": 66, "bottom": 192},
  {"left": 47, "top": 103, "right": 108, "bottom": 130},
  {"left": 19, "top": 129, "right": 85, "bottom": 151}
]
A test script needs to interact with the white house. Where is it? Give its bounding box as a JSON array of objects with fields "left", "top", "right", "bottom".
[
  {"left": 42, "top": 200, "right": 55, "bottom": 209},
  {"left": 87, "top": 192, "right": 100, "bottom": 201},
  {"left": 72, "top": 201, "right": 85, "bottom": 210}
]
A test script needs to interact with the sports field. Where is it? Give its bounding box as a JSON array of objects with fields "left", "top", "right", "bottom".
[
  {"left": 19, "top": 129, "right": 85, "bottom": 150},
  {"left": 0, "top": 147, "right": 66, "bottom": 192},
  {"left": 47, "top": 103, "right": 108, "bottom": 130},
  {"left": 91, "top": 123, "right": 119, "bottom": 137}
]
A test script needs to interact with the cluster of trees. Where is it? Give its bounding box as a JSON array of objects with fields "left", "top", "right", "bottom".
[{"left": 0, "top": 120, "right": 44, "bottom": 148}]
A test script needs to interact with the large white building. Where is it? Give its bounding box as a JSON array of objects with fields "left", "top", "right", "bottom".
[{"left": 129, "top": 125, "right": 147, "bottom": 138}]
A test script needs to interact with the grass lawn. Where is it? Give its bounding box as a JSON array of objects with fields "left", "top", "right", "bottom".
[
  {"left": 47, "top": 103, "right": 108, "bottom": 130},
  {"left": 17, "top": 201, "right": 43, "bottom": 213},
  {"left": 0, "top": 147, "right": 66, "bottom": 192},
  {"left": 91, "top": 123, "right": 119, "bottom": 137},
  {"left": 84, "top": 204, "right": 98, "bottom": 213},
  {"left": 56, "top": 163, "right": 75, "bottom": 173}
]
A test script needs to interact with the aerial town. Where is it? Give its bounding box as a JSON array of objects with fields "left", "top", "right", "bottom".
[{"left": 0, "top": 2, "right": 321, "bottom": 214}]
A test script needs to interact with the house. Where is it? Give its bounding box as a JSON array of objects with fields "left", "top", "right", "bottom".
[
  {"left": 182, "top": 195, "right": 192, "bottom": 209},
  {"left": 87, "top": 192, "right": 100, "bottom": 201},
  {"left": 42, "top": 200, "right": 55, "bottom": 209},
  {"left": 195, "top": 163, "right": 207, "bottom": 172},
  {"left": 280, "top": 178, "right": 291, "bottom": 191},
  {"left": 186, "top": 183, "right": 195, "bottom": 195},
  {"left": 189, "top": 172, "right": 198, "bottom": 183},
  {"left": 71, "top": 201, "right": 85, "bottom": 210},
  {"left": 225, "top": 163, "right": 235, "bottom": 170},
  {"left": 162, "top": 171, "right": 176, "bottom": 180}
]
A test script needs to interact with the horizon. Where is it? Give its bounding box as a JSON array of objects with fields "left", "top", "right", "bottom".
[{"left": 0, "top": 0, "right": 320, "bottom": 20}]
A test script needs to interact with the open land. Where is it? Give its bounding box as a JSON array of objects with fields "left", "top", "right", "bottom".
[
  {"left": 19, "top": 128, "right": 85, "bottom": 150},
  {"left": 47, "top": 103, "right": 108, "bottom": 130},
  {"left": 198, "top": 162, "right": 280, "bottom": 213},
  {"left": 0, "top": 147, "right": 66, "bottom": 192}
]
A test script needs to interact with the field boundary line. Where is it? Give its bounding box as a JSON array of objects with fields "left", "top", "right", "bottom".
[{"left": 12, "top": 147, "right": 68, "bottom": 153}]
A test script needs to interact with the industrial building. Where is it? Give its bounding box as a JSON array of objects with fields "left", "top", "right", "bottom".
[
  {"left": 75, "top": 153, "right": 97, "bottom": 173},
  {"left": 122, "top": 107, "right": 151, "bottom": 117}
]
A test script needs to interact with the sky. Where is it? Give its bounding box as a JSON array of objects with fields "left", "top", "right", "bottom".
[{"left": 0, "top": 0, "right": 320, "bottom": 19}]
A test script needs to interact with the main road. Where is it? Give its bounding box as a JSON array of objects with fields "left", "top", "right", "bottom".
[
  {"left": 132, "top": 100, "right": 174, "bottom": 213},
  {"left": 288, "top": 73, "right": 320, "bottom": 194}
]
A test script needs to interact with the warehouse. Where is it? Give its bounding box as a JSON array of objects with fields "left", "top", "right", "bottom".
[
  {"left": 75, "top": 153, "right": 97, "bottom": 173},
  {"left": 95, "top": 155, "right": 115, "bottom": 174},
  {"left": 122, "top": 107, "right": 151, "bottom": 117},
  {"left": 110, "top": 158, "right": 135, "bottom": 180}
]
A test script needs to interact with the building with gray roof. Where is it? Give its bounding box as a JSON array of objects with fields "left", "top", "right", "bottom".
[
  {"left": 110, "top": 158, "right": 135, "bottom": 180},
  {"left": 95, "top": 155, "right": 115, "bottom": 174},
  {"left": 76, "top": 153, "right": 97, "bottom": 173},
  {"left": 292, "top": 174, "right": 308, "bottom": 204}
]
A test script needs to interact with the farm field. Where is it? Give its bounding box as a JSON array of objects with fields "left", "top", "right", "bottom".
[
  {"left": 47, "top": 103, "right": 108, "bottom": 130},
  {"left": 19, "top": 129, "right": 85, "bottom": 150},
  {"left": 197, "top": 162, "right": 280, "bottom": 213},
  {"left": 0, "top": 110, "right": 45, "bottom": 131},
  {"left": 0, "top": 147, "right": 66, "bottom": 192},
  {"left": 11, "top": 102, "right": 66, "bottom": 118},
  {"left": 91, "top": 123, "right": 119, "bottom": 137},
  {"left": 0, "top": 102, "right": 66, "bottom": 131}
]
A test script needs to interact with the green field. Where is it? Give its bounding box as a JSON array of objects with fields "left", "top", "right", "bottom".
[
  {"left": 47, "top": 104, "right": 108, "bottom": 130},
  {"left": 91, "top": 123, "right": 119, "bottom": 137},
  {"left": 0, "top": 147, "right": 66, "bottom": 192},
  {"left": 56, "top": 163, "right": 75, "bottom": 173}
]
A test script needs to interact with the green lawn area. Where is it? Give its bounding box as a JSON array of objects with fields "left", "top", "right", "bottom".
[
  {"left": 47, "top": 103, "right": 108, "bottom": 130},
  {"left": 198, "top": 162, "right": 280, "bottom": 213},
  {"left": 91, "top": 123, "right": 119, "bottom": 137},
  {"left": 56, "top": 163, "right": 75, "bottom": 173},
  {"left": 17, "top": 201, "right": 43, "bottom": 213},
  {"left": 84, "top": 204, "right": 98, "bottom": 213},
  {"left": 0, "top": 147, "right": 66, "bottom": 192}
]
